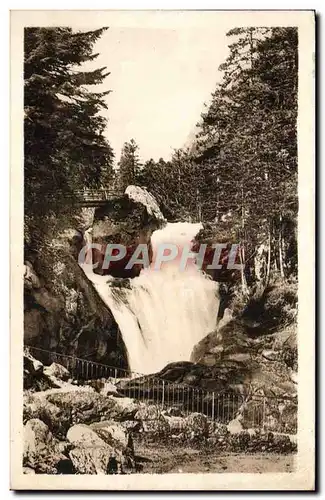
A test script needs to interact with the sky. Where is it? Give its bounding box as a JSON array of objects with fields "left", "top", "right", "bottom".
[{"left": 88, "top": 26, "right": 229, "bottom": 163}]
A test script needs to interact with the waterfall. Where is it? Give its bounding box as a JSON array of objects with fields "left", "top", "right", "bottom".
[{"left": 81, "top": 222, "right": 219, "bottom": 375}]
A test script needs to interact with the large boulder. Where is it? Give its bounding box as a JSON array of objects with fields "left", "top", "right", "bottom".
[
  {"left": 46, "top": 390, "right": 119, "bottom": 426},
  {"left": 23, "top": 352, "right": 58, "bottom": 392},
  {"left": 107, "top": 396, "right": 139, "bottom": 420},
  {"left": 23, "top": 419, "right": 73, "bottom": 474},
  {"left": 125, "top": 185, "right": 165, "bottom": 222},
  {"left": 24, "top": 351, "right": 43, "bottom": 373},
  {"left": 91, "top": 186, "right": 165, "bottom": 278},
  {"left": 23, "top": 393, "right": 72, "bottom": 439},
  {"left": 90, "top": 421, "right": 133, "bottom": 451},
  {"left": 44, "top": 362, "right": 70, "bottom": 382},
  {"left": 24, "top": 358, "right": 73, "bottom": 392},
  {"left": 131, "top": 360, "right": 252, "bottom": 393},
  {"left": 68, "top": 424, "right": 118, "bottom": 474},
  {"left": 24, "top": 388, "right": 140, "bottom": 443},
  {"left": 67, "top": 423, "right": 134, "bottom": 474},
  {"left": 46, "top": 389, "right": 139, "bottom": 425},
  {"left": 24, "top": 418, "right": 55, "bottom": 459}
]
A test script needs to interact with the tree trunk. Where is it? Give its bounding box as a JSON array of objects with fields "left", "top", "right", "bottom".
[
  {"left": 279, "top": 214, "right": 285, "bottom": 278},
  {"left": 265, "top": 225, "right": 272, "bottom": 286},
  {"left": 239, "top": 244, "right": 249, "bottom": 296},
  {"left": 240, "top": 184, "right": 249, "bottom": 295},
  {"left": 196, "top": 188, "right": 202, "bottom": 221},
  {"left": 274, "top": 255, "right": 278, "bottom": 272},
  {"left": 254, "top": 243, "right": 268, "bottom": 281}
]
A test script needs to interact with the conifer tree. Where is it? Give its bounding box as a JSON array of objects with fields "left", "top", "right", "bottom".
[
  {"left": 24, "top": 27, "right": 114, "bottom": 236},
  {"left": 117, "top": 139, "right": 141, "bottom": 191},
  {"left": 187, "top": 27, "right": 297, "bottom": 290}
]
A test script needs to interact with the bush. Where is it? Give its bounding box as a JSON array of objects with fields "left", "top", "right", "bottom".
[
  {"left": 263, "top": 279, "right": 298, "bottom": 325},
  {"left": 185, "top": 413, "right": 209, "bottom": 439}
]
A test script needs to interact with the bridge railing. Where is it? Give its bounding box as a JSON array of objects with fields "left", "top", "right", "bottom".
[
  {"left": 25, "top": 345, "right": 297, "bottom": 433},
  {"left": 45, "top": 187, "right": 122, "bottom": 204}
]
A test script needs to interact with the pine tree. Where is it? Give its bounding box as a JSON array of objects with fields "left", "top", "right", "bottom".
[
  {"left": 24, "top": 27, "right": 114, "bottom": 236},
  {"left": 117, "top": 139, "right": 141, "bottom": 191},
  {"left": 192, "top": 27, "right": 298, "bottom": 287}
]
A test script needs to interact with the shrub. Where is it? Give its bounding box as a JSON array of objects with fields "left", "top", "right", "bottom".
[
  {"left": 278, "top": 343, "right": 298, "bottom": 371},
  {"left": 263, "top": 279, "right": 298, "bottom": 325}
]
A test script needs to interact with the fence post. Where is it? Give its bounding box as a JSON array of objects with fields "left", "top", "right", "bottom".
[
  {"left": 162, "top": 380, "right": 165, "bottom": 408},
  {"left": 114, "top": 368, "right": 117, "bottom": 383},
  {"left": 212, "top": 392, "right": 215, "bottom": 421}
]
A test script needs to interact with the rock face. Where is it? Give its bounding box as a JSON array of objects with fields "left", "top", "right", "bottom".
[
  {"left": 121, "top": 360, "right": 251, "bottom": 394},
  {"left": 189, "top": 278, "right": 298, "bottom": 400},
  {"left": 190, "top": 318, "right": 297, "bottom": 399},
  {"left": 24, "top": 246, "right": 127, "bottom": 367},
  {"left": 92, "top": 186, "right": 165, "bottom": 278},
  {"left": 192, "top": 222, "right": 240, "bottom": 289}
]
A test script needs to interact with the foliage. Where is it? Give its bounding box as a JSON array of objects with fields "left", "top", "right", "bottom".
[
  {"left": 136, "top": 150, "right": 203, "bottom": 221},
  {"left": 262, "top": 277, "right": 298, "bottom": 325},
  {"left": 24, "top": 27, "right": 114, "bottom": 250},
  {"left": 193, "top": 27, "right": 298, "bottom": 287}
]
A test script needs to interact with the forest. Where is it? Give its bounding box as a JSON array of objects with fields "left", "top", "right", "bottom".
[{"left": 24, "top": 26, "right": 298, "bottom": 296}]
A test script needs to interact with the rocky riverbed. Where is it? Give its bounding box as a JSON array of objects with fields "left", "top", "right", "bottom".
[{"left": 23, "top": 352, "right": 297, "bottom": 475}]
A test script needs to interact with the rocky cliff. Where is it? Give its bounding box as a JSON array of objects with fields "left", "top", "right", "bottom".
[
  {"left": 188, "top": 278, "right": 298, "bottom": 398},
  {"left": 24, "top": 230, "right": 127, "bottom": 366},
  {"left": 24, "top": 186, "right": 165, "bottom": 366},
  {"left": 91, "top": 185, "right": 165, "bottom": 278}
]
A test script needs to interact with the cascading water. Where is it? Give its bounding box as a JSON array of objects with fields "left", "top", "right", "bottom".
[{"left": 81, "top": 222, "right": 219, "bottom": 375}]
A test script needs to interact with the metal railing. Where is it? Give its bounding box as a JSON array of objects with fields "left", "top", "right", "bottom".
[
  {"left": 46, "top": 187, "right": 122, "bottom": 205},
  {"left": 25, "top": 345, "right": 128, "bottom": 380},
  {"left": 25, "top": 345, "right": 297, "bottom": 433}
]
